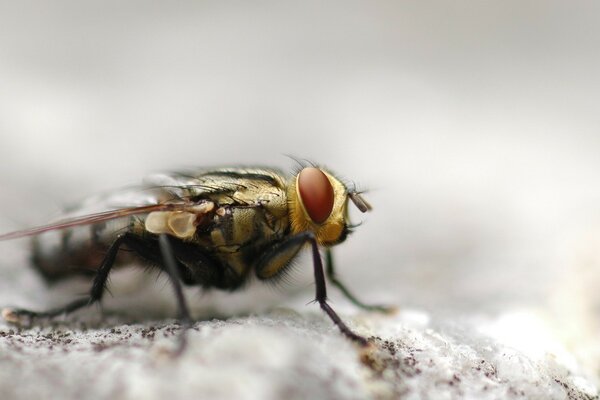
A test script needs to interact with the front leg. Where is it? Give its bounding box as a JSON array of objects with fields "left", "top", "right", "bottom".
[
  {"left": 325, "top": 248, "right": 395, "bottom": 313},
  {"left": 256, "top": 232, "right": 368, "bottom": 346}
]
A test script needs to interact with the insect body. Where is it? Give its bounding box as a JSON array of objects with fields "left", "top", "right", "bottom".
[{"left": 0, "top": 165, "right": 385, "bottom": 347}]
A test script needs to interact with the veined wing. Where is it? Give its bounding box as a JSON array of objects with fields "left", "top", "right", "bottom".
[
  {"left": 0, "top": 201, "right": 196, "bottom": 241},
  {"left": 57, "top": 167, "right": 287, "bottom": 214},
  {"left": 0, "top": 167, "right": 288, "bottom": 242}
]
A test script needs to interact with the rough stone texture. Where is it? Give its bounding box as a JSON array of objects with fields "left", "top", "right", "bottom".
[
  {"left": 0, "top": 250, "right": 597, "bottom": 400},
  {"left": 0, "top": 306, "right": 597, "bottom": 400}
]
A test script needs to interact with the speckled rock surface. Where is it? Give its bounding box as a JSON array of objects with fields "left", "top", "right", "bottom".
[
  {"left": 0, "top": 260, "right": 597, "bottom": 400},
  {"left": 0, "top": 309, "right": 597, "bottom": 400}
]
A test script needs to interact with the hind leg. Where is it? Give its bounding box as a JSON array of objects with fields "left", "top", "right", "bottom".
[{"left": 3, "top": 232, "right": 137, "bottom": 323}]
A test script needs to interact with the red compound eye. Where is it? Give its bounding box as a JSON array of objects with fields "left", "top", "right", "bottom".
[{"left": 297, "top": 167, "right": 334, "bottom": 224}]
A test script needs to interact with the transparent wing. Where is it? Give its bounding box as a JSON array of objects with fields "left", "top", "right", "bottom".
[
  {"left": 0, "top": 167, "right": 285, "bottom": 242},
  {"left": 0, "top": 201, "right": 195, "bottom": 241}
]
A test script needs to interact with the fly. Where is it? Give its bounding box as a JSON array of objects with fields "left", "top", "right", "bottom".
[{"left": 0, "top": 163, "right": 389, "bottom": 349}]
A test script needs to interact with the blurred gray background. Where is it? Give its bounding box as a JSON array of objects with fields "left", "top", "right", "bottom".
[{"left": 0, "top": 1, "right": 599, "bottom": 332}]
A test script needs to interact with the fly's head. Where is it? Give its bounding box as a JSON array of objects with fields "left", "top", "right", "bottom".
[{"left": 287, "top": 167, "right": 371, "bottom": 246}]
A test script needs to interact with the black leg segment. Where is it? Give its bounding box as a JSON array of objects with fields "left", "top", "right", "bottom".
[
  {"left": 3, "top": 232, "right": 132, "bottom": 321},
  {"left": 256, "top": 232, "right": 368, "bottom": 346},
  {"left": 158, "top": 234, "right": 193, "bottom": 354},
  {"left": 308, "top": 238, "right": 367, "bottom": 346},
  {"left": 158, "top": 234, "right": 192, "bottom": 323}
]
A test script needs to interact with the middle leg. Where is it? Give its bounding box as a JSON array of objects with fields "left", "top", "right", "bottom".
[
  {"left": 325, "top": 248, "right": 394, "bottom": 313},
  {"left": 157, "top": 234, "right": 192, "bottom": 354}
]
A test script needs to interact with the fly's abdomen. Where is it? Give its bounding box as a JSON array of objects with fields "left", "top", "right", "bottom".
[{"left": 32, "top": 217, "right": 136, "bottom": 281}]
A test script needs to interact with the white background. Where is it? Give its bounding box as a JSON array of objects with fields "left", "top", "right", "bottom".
[{"left": 1, "top": 1, "right": 599, "bottom": 321}]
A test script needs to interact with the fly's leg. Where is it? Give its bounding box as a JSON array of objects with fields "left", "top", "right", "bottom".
[
  {"left": 325, "top": 248, "right": 395, "bottom": 314},
  {"left": 308, "top": 238, "right": 368, "bottom": 345},
  {"left": 2, "top": 233, "right": 132, "bottom": 323},
  {"left": 157, "top": 234, "right": 192, "bottom": 355},
  {"left": 4, "top": 233, "right": 194, "bottom": 354},
  {"left": 256, "top": 232, "right": 368, "bottom": 346}
]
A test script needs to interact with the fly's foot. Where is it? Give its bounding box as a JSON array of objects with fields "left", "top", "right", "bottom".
[
  {"left": 2, "top": 307, "right": 20, "bottom": 324},
  {"left": 172, "top": 322, "right": 190, "bottom": 357},
  {"left": 346, "top": 330, "right": 370, "bottom": 347},
  {"left": 363, "top": 304, "right": 398, "bottom": 315},
  {"left": 319, "top": 301, "right": 370, "bottom": 347},
  {"left": 2, "top": 298, "right": 90, "bottom": 325},
  {"left": 2, "top": 307, "right": 36, "bottom": 325}
]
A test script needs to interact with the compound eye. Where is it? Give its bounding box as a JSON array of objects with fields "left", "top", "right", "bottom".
[{"left": 297, "top": 167, "right": 335, "bottom": 224}]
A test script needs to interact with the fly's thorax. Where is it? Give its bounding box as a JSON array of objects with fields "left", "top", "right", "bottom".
[
  {"left": 207, "top": 204, "right": 288, "bottom": 277},
  {"left": 210, "top": 207, "right": 253, "bottom": 252},
  {"left": 287, "top": 167, "right": 348, "bottom": 246},
  {"left": 210, "top": 204, "right": 288, "bottom": 248},
  {"left": 144, "top": 170, "right": 290, "bottom": 247}
]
